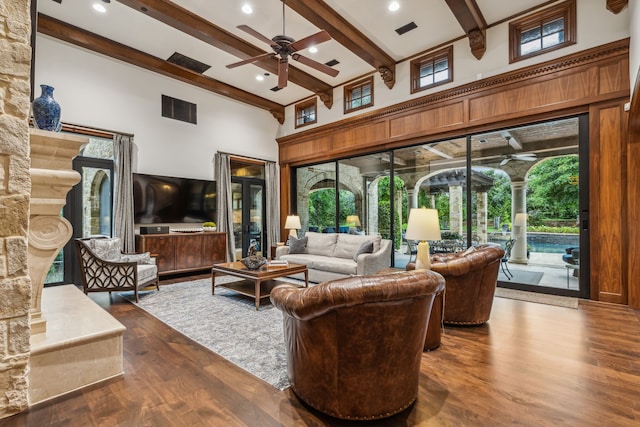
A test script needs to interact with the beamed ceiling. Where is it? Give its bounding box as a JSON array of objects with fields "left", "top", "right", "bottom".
[{"left": 36, "top": 0, "right": 626, "bottom": 123}]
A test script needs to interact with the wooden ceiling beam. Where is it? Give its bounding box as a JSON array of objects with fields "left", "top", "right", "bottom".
[
  {"left": 285, "top": 0, "right": 397, "bottom": 89},
  {"left": 606, "top": 0, "right": 628, "bottom": 14},
  {"left": 115, "top": 0, "right": 334, "bottom": 109},
  {"left": 444, "top": 0, "right": 488, "bottom": 60},
  {"left": 37, "top": 14, "right": 285, "bottom": 123}
]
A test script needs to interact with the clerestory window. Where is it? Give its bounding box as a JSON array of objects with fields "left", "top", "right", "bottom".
[
  {"left": 344, "top": 76, "right": 374, "bottom": 114},
  {"left": 295, "top": 98, "right": 317, "bottom": 129},
  {"left": 410, "top": 46, "right": 453, "bottom": 94}
]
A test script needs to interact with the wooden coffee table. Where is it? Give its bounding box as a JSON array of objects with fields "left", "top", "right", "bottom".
[{"left": 211, "top": 261, "right": 308, "bottom": 310}]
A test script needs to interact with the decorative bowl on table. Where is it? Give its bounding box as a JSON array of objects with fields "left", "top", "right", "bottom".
[{"left": 241, "top": 255, "right": 267, "bottom": 270}]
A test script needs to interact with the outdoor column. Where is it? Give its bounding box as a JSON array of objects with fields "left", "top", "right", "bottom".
[
  {"left": 368, "top": 180, "right": 379, "bottom": 235},
  {"left": 476, "top": 191, "right": 488, "bottom": 243},
  {"left": 449, "top": 185, "right": 463, "bottom": 235},
  {"left": 429, "top": 194, "right": 436, "bottom": 209},
  {"left": 407, "top": 188, "right": 417, "bottom": 210},
  {"left": 510, "top": 181, "right": 528, "bottom": 264}
]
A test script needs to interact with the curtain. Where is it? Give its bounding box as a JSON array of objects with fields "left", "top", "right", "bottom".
[
  {"left": 265, "top": 160, "right": 280, "bottom": 248},
  {"left": 113, "top": 133, "right": 135, "bottom": 252},
  {"left": 215, "top": 152, "right": 236, "bottom": 261}
]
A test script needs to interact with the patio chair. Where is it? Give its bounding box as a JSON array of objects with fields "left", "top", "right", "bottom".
[
  {"left": 403, "top": 238, "right": 417, "bottom": 263},
  {"left": 501, "top": 239, "right": 515, "bottom": 280}
]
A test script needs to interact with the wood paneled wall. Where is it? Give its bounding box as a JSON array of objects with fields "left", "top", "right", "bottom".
[{"left": 277, "top": 39, "right": 634, "bottom": 306}]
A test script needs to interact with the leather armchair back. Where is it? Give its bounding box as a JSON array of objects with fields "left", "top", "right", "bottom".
[
  {"left": 270, "top": 270, "right": 445, "bottom": 420},
  {"left": 429, "top": 244, "right": 504, "bottom": 325}
]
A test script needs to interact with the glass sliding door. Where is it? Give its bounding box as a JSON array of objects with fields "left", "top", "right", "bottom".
[
  {"left": 231, "top": 178, "right": 265, "bottom": 259},
  {"left": 470, "top": 116, "right": 588, "bottom": 297},
  {"left": 295, "top": 162, "right": 337, "bottom": 234}
]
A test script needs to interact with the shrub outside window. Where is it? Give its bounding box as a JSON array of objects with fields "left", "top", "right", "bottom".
[
  {"left": 295, "top": 98, "right": 317, "bottom": 129},
  {"left": 344, "top": 76, "right": 374, "bottom": 114},
  {"left": 509, "top": 0, "right": 576, "bottom": 63},
  {"left": 410, "top": 46, "right": 453, "bottom": 94}
]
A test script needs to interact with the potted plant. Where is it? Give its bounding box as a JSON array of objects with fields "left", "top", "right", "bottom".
[{"left": 203, "top": 221, "right": 216, "bottom": 231}]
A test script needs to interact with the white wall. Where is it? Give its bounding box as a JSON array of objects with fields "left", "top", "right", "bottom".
[
  {"left": 630, "top": 0, "right": 639, "bottom": 100},
  {"left": 279, "top": 0, "right": 630, "bottom": 137},
  {"left": 35, "top": 35, "right": 280, "bottom": 180}
]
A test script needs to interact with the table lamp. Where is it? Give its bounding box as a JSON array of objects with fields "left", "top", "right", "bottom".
[
  {"left": 514, "top": 212, "right": 527, "bottom": 228},
  {"left": 346, "top": 215, "right": 361, "bottom": 232},
  {"left": 284, "top": 215, "right": 301, "bottom": 239},
  {"left": 404, "top": 208, "right": 441, "bottom": 270}
]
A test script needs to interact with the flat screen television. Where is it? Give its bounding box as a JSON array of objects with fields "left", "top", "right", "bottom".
[{"left": 133, "top": 173, "right": 216, "bottom": 224}]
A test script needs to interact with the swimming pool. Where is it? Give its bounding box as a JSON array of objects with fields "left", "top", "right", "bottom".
[{"left": 527, "top": 242, "right": 577, "bottom": 253}]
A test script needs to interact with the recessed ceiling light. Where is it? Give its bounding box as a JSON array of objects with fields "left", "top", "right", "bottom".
[
  {"left": 308, "top": 46, "right": 318, "bottom": 54},
  {"left": 256, "top": 75, "right": 264, "bottom": 81},
  {"left": 388, "top": 1, "right": 400, "bottom": 12},
  {"left": 242, "top": 4, "right": 253, "bottom": 14},
  {"left": 93, "top": 3, "right": 106, "bottom": 13}
]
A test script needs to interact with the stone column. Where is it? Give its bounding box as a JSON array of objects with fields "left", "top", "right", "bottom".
[
  {"left": 449, "top": 185, "right": 463, "bottom": 235},
  {"left": 407, "top": 188, "right": 417, "bottom": 210},
  {"left": 510, "top": 181, "right": 528, "bottom": 263},
  {"left": 476, "top": 191, "right": 488, "bottom": 243},
  {"left": 28, "top": 130, "right": 85, "bottom": 334},
  {"left": 0, "top": 0, "right": 32, "bottom": 418},
  {"left": 368, "top": 180, "right": 379, "bottom": 235}
]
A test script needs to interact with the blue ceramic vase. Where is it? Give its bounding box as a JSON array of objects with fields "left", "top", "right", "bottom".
[{"left": 32, "top": 84, "right": 62, "bottom": 132}]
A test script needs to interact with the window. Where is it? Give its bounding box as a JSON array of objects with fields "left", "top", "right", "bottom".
[
  {"left": 509, "top": 0, "right": 576, "bottom": 63},
  {"left": 410, "top": 46, "right": 453, "bottom": 94},
  {"left": 295, "top": 98, "right": 317, "bottom": 128},
  {"left": 344, "top": 76, "right": 374, "bottom": 114}
]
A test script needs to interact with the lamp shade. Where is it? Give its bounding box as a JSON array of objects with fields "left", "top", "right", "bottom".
[
  {"left": 405, "top": 208, "right": 441, "bottom": 241},
  {"left": 284, "top": 215, "right": 301, "bottom": 230},
  {"left": 514, "top": 213, "right": 527, "bottom": 227},
  {"left": 346, "top": 215, "right": 361, "bottom": 227}
]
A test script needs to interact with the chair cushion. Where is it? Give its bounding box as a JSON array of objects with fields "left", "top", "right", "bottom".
[
  {"left": 137, "top": 264, "right": 158, "bottom": 286},
  {"left": 90, "top": 238, "right": 122, "bottom": 261},
  {"left": 288, "top": 236, "right": 308, "bottom": 254}
]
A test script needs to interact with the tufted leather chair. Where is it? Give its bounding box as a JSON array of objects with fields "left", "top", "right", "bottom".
[
  {"left": 408, "top": 244, "right": 504, "bottom": 325},
  {"left": 270, "top": 270, "right": 445, "bottom": 420}
]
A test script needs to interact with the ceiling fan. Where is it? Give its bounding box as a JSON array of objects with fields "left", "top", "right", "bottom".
[
  {"left": 226, "top": 0, "right": 339, "bottom": 89},
  {"left": 499, "top": 136, "right": 536, "bottom": 165},
  {"left": 499, "top": 153, "right": 537, "bottom": 165}
]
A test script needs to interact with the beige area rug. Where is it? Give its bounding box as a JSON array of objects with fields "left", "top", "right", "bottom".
[{"left": 494, "top": 287, "right": 579, "bottom": 309}]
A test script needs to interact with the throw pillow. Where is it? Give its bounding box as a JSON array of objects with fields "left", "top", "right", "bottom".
[
  {"left": 288, "top": 236, "right": 308, "bottom": 254},
  {"left": 353, "top": 241, "right": 374, "bottom": 261}
]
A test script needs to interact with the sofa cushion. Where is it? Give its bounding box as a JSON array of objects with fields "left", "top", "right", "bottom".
[
  {"left": 305, "top": 232, "right": 337, "bottom": 257},
  {"left": 313, "top": 257, "right": 357, "bottom": 275},
  {"left": 353, "top": 241, "right": 374, "bottom": 261},
  {"left": 333, "top": 234, "right": 380, "bottom": 259},
  {"left": 288, "top": 236, "right": 308, "bottom": 254},
  {"left": 90, "top": 238, "right": 122, "bottom": 261}
]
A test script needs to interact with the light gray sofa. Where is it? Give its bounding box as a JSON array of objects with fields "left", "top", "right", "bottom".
[{"left": 275, "top": 232, "right": 392, "bottom": 283}]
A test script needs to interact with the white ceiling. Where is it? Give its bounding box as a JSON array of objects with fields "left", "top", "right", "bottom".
[{"left": 37, "top": 0, "right": 550, "bottom": 106}]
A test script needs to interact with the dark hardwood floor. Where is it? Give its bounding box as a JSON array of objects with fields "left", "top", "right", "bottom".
[{"left": 3, "top": 273, "right": 640, "bottom": 426}]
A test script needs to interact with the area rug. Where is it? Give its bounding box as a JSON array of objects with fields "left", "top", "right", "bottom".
[
  {"left": 498, "top": 269, "right": 544, "bottom": 285},
  {"left": 122, "top": 277, "right": 291, "bottom": 390},
  {"left": 494, "top": 287, "right": 579, "bottom": 309}
]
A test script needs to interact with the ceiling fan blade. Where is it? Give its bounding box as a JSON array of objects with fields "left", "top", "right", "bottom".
[
  {"left": 292, "top": 54, "right": 339, "bottom": 77},
  {"left": 278, "top": 58, "right": 288, "bottom": 88},
  {"left": 289, "top": 30, "right": 332, "bottom": 52},
  {"left": 499, "top": 158, "right": 510, "bottom": 166},
  {"left": 237, "top": 25, "right": 278, "bottom": 48},
  {"left": 226, "top": 52, "right": 275, "bottom": 69}
]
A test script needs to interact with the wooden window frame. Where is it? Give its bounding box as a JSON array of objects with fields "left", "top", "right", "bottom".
[
  {"left": 410, "top": 46, "right": 453, "bottom": 95},
  {"left": 509, "top": 0, "right": 576, "bottom": 64},
  {"left": 295, "top": 98, "right": 317, "bottom": 129},
  {"left": 344, "top": 76, "right": 374, "bottom": 114}
]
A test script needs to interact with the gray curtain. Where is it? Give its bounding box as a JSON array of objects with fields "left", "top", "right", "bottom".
[
  {"left": 215, "top": 152, "right": 235, "bottom": 261},
  {"left": 113, "top": 133, "right": 135, "bottom": 252},
  {"left": 265, "top": 160, "right": 280, "bottom": 248}
]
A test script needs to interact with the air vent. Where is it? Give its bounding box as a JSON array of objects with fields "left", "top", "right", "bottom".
[
  {"left": 52, "top": 0, "right": 62, "bottom": 3},
  {"left": 325, "top": 59, "right": 340, "bottom": 67},
  {"left": 395, "top": 21, "right": 417, "bottom": 35},
  {"left": 270, "top": 86, "right": 282, "bottom": 92},
  {"left": 167, "top": 52, "right": 211, "bottom": 74},
  {"left": 162, "top": 95, "right": 197, "bottom": 125}
]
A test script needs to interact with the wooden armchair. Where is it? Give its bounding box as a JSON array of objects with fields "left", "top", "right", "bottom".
[{"left": 75, "top": 237, "right": 159, "bottom": 302}]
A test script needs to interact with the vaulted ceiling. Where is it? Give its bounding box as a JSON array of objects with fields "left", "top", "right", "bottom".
[{"left": 36, "top": 0, "right": 626, "bottom": 122}]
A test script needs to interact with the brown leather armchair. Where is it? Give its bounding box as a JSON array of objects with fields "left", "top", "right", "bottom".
[
  {"left": 408, "top": 244, "right": 504, "bottom": 325},
  {"left": 270, "top": 270, "right": 445, "bottom": 421}
]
